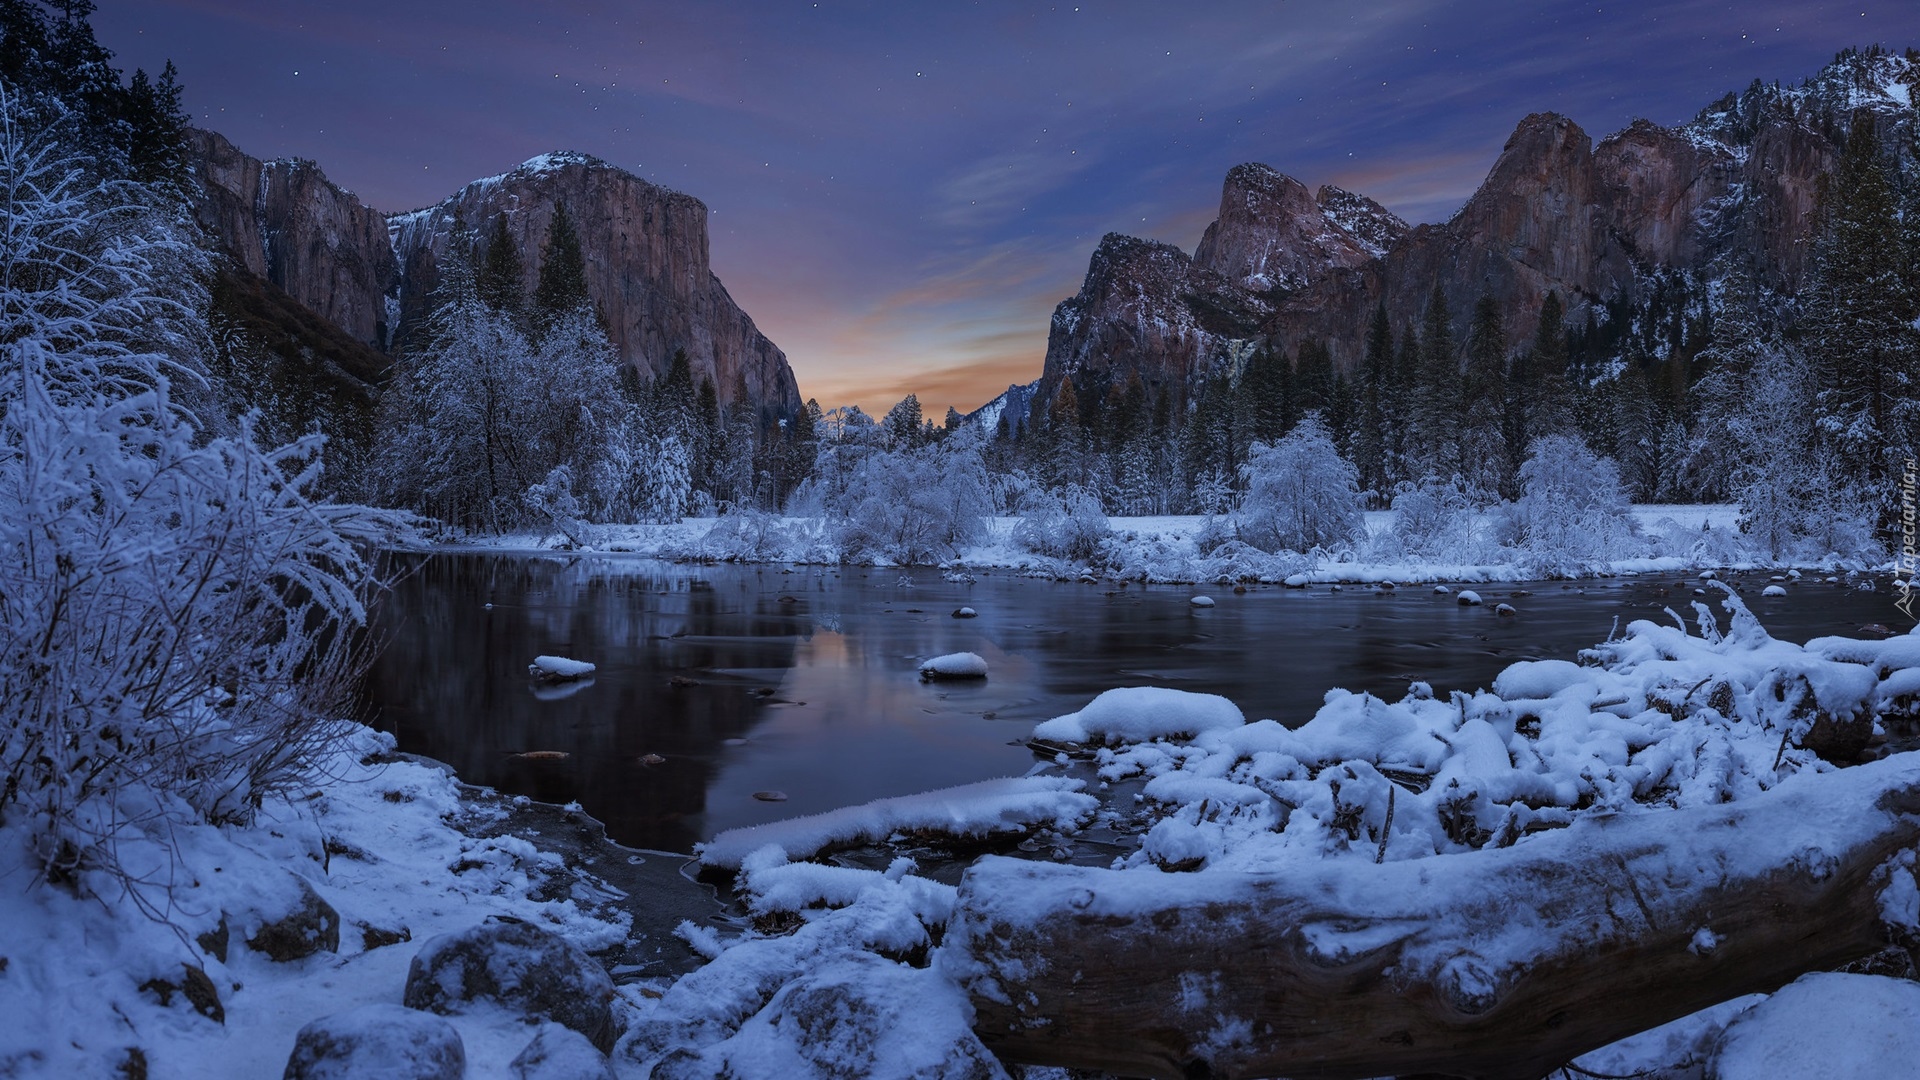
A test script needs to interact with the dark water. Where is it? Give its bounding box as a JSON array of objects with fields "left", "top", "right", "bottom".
[{"left": 362, "top": 554, "right": 1903, "bottom": 854}]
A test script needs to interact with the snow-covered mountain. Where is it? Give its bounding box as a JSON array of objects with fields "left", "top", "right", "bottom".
[
  {"left": 964, "top": 379, "right": 1042, "bottom": 433},
  {"left": 1038, "top": 46, "right": 1918, "bottom": 399}
]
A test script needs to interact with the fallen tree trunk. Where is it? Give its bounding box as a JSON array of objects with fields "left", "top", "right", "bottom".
[{"left": 944, "top": 755, "right": 1920, "bottom": 1080}]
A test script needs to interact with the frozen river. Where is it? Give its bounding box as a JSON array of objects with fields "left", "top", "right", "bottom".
[{"left": 363, "top": 553, "right": 1901, "bottom": 854}]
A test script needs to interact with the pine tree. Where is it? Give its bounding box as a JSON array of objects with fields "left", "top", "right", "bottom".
[
  {"left": 532, "top": 201, "right": 591, "bottom": 333},
  {"left": 883, "top": 393, "right": 924, "bottom": 449},
  {"left": 1806, "top": 110, "right": 1919, "bottom": 531},
  {"left": 1407, "top": 282, "right": 1459, "bottom": 480},
  {"left": 1354, "top": 303, "right": 1392, "bottom": 500},
  {"left": 1390, "top": 322, "right": 1420, "bottom": 486},
  {"left": 1294, "top": 339, "right": 1334, "bottom": 419},
  {"left": 476, "top": 214, "right": 525, "bottom": 320},
  {"left": 1460, "top": 293, "right": 1509, "bottom": 497},
  {"left": 1239, "top": 346, "right": 1292, "bottom": 447}
]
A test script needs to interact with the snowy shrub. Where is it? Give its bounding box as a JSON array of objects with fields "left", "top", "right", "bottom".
[
  {"left": 1236, "top": 417, "right": 1365, "bottom": 555},
  {"left": 0, "top": 94, "right": 393, "bottom": 886},
  {"left": 1510, "top": 434, "right": 1642, "bottom": 576},
  {"left": 1013, "top": 484, "right": 1111, "bottom": 562},
  {"left": 523, "top": 465, "right": 592, "bottom": 547},
  {"left": 837, "top": 444, "right": 990, "bottom": 564},
  {"left": 1383, "top": 476, "right": 1489, "bottom": 561},
  {"left": 621, "top": 428, "right": 693, "bottom": 525}
]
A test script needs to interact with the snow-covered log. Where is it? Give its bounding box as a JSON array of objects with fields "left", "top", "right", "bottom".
[{"left": 944, "top": 755, "right": 1920, "bottom": 1080}]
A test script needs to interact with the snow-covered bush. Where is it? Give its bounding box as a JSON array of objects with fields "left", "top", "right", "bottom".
[
  {"left": 1013, "top": 484, "right": 1111, "bottom": 562},
  {"left": 1508, "top": 434, "right": 1641, "bottom": 576},
  {"left": 1383, "top": 475, "right": 1489, "bottom": 561},
  {"left": 1236, "top": 416, "right": 1365, "bottom": 555},
  {"left": 836, "top": 443, "right": 990, "bottom": 564},
  {"left": 523, "top": 465, "right": 591, "bottom": 547},
  {"left": 0, "top": 93, "right": 392, "bottom": 886}
]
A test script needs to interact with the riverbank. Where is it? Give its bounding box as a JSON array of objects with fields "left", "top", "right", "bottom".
[
  {"left": 0, "top": 727, "right": 714, "bottom": 1079},
  {"left": 431, "top": 504, "right": 1889, "bottom": 584}
]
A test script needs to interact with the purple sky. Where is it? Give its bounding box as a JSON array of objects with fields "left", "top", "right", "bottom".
[{"left": 98, "top": 1, "right": 1920, "bottom": 416}]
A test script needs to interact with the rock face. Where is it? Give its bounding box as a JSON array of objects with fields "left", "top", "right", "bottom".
[
  {"left": 389, "top": 151, "right": 803, "bottom": 419},
  {"left": 187, "top": 138, "right": 804, "bottom": 422},
  {"left": 1044, "top": 233, "right": 1273, "bottom": 394},
  {"left": 1039, "top": 49, "right": 1907, "bottom": 392},
  {"left": 1193, "top": 163, "right": 1393, "bottom": 291},
  {"left": 188, "top": 129, "right": 398, "bottom": 350}
]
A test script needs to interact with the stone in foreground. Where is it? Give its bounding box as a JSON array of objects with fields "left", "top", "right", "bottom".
[
  {"left": 403, "top": 918, "right": 618, "bottom": 1052},
  {"left": 283, "top": 1003, "right": 464, "bottom": 1080}
]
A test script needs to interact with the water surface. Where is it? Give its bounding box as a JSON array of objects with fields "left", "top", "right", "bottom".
[{"left": 363, "top": 554, "right": 1901, "bottom": 853}]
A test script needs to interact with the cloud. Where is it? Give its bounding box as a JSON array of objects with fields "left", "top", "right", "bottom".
[{"left": 935, "top": 151, "right": 1093, "bottom": 229}]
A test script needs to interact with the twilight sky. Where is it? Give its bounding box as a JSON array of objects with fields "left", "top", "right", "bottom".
[{"left": 97, "top": 1, "right": 1920, "bottom": 416}]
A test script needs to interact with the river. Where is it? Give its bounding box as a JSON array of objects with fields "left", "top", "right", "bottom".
[{"left": 362, "top": 553, "right": 1902, "bottom": 855}]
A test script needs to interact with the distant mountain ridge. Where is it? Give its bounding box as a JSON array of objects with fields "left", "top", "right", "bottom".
[
  {"left": 1036, "top": 47, "right": 1919, "bottom": 405},
  {"left": 186, "top": 137, "right": 803, "bottom": 423}
]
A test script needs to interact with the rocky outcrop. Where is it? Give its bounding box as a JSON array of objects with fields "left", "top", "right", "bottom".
[
  {"left": 1044, "top": 233, "right": 1273, "bottom": 396},
  {"left": 188, "top": 129, "right": 398, "bottom": 350},
  {"left": 1192, "top": 163, "right": 1385, "bottom": 292},
  {"left": 389, "top": 152, "right": 802, "bottom": 419},
  {"left": 1038, "top": 49, "right": 1907, "bottom": 392}
]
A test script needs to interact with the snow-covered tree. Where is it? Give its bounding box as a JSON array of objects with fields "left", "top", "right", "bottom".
[
  {"left": 1013, "top": 483, "right": 1111, "bottom": 562},
  {"left": 0, "top": 90, "right": 390, "bottom": 886},
  {"left": 1236, "top": 415, "right": 1365, "bottom": 554},
  {"left": 1386, "top": 475, "right": 1485, "bottom": 561},
  {"left": 1509, "top": 434, "right": 1639, "bottom": 575},
  {"left": 837, "top": 440, "right": 990, "bottom": 564}
]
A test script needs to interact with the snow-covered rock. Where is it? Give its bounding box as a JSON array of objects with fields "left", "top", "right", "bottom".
[
  {"left": 1762, "top": 584, "right": 1787, "bottom": 597},
  {"left": 510, "top": 1025, "right": 617, "bottom": 1080},
  {"left": 919, "top": 652, "right": 988, "bottom": 679},
  {"left": 646, "top": 954, "right": 1008, "bottom": 1080},
  {"left": 529, "top": 655, "right": 596, "bottom": 681},
  {"left": 1033, "top": 687, "right": 1246, "bottom": 746},
  {"left": 951, "top": 606, "right": 977, "bottom": 618},
  {"left": 244, "top": 874, "right": 341, "bottom": 962},
  {"left": 1433, "top": 585, "right": 1452, "bottom": 594},
  {"left": 283, "top": 1004, "right": 465, "bottom": 1080},
  {"left": 1189, "top": 595, "right": 1215, "bottom": 607},
  {"left": 403, "top": 919, "right": 619, "bottom": 1052},
  {"left": 1708, "top": 973, "right": 1920, "bottom": 1079},
  {"left": 697, "top": 777, "right": 1094, "bottom": 869},
  {"left": 1456, "top": 590, "right": 1483, "bottom": 606},
  {"left": 1494, "top": 602, "right": 1517, "bottom": 616}
]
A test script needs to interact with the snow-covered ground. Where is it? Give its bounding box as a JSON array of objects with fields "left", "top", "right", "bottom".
[
  {"left": 433, "top": 504, "right": 1820, "bottom": 585},
  {"left": 0, "top": 729, "right": 640, "bottom": 1080}
]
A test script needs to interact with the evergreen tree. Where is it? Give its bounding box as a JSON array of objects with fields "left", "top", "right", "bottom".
[
  {"left": 944, "top": 405, "right": 963, "bottom": 436},
  {"left": 532, "top": 201, "right": 591, "bottom": 332},
  {"left": 1239, "top": 346, "right": 1292, "bottom": 447},
  {"left": 883, "top": 393, "right": 925, "bottom": 449},
  {"left": 477, "top": 214, "right": 525, "bottom": 320},
  {"left": 1407, "top": 282, "right": 1459, "bottom": 479},
  {"left": 1294, "top": 339, "right": 1334, "bottom": 419},
  {"left": 1390, "top": 322, "right": 1420, "bottom": 486},
  {"left": 1460, "top": 293, "right": 1510, "bottom": 496},
  {"left": 1354, "top": 303, "right": 1393, "bottom": 500},
  {"left": 693, "top": 376, "right": 722, "bottom": 499},
  {"left": 1806, "top": 110, "right": 1919, "bottom": 532}
]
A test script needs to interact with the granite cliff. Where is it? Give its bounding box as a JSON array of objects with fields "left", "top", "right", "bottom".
[
  {"left": 1040, "top": 48, "right": 1913, "bottom": 397},
  {"left": 187, "top": 140, "right": 802, "bottom": 422},
  {"left": 388, "top": 152, "right": 800, "bottom": 418}
]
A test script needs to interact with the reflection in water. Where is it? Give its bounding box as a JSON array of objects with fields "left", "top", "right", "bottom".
[{"left": 363, "top": 555, "right": 1901, "bottom": 853}]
